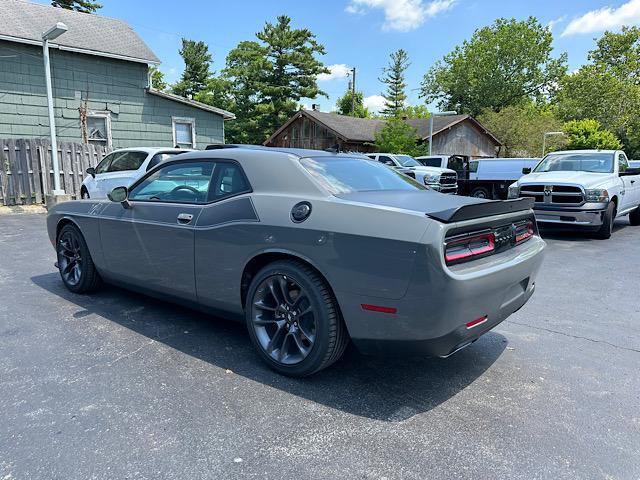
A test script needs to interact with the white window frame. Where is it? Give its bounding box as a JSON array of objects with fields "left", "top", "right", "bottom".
[
  {"left": 85, "top": 111, "right": 112, "bottom": 149},
  {"left": 172, "top": 116, "right": 196, "bottom": 149}
]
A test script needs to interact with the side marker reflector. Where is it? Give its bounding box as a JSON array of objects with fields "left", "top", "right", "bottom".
[
  {"left": 361, "top": 304, "right": 397, "bottom": 314},
  {"left": 466, "top": 315, "right": 488, "bottom": 329}
]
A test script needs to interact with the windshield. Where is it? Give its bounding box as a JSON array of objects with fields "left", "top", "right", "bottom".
[
  {"left": 534, "top": 152, "right": 614, "bottom": 173},
  {"left": 300, "top": 157, "right": 427, "bottom": 194},
  {"left": 396, "top": 155, "right": 421, "bottom": 167}
]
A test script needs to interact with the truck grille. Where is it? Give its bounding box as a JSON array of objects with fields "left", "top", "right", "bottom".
[
  {"left": 439, "top": 172, "right": 458, "bottom": 194},
  {"left": 519, "top": 184, "right": 584, "bottom": 205}
]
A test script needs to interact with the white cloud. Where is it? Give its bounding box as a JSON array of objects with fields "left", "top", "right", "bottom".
[
  {"left": 561, "top": 0, "right": 640, "bottom": 37},
  {"left": 547, "top": 15, "right": 566, "bottom": 31},
  {"left": 317, "top": 64, "right": 351, "bottom": 82},
  {"left": 363, "top": 95, "right": 387, "bottom": 113},
  {"left": 345, "top": 0, "right": 456, "bottom": 32}
]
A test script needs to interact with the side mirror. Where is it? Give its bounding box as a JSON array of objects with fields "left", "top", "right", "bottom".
[
  {"left": 86, "top": 167, "right": 96, "bottom": 178},
  {"left": 522, "top": 167, "right": 532, "bottom": 174},
  {"left": 107, "top": 186, "right": 131, "bottom": 209}
]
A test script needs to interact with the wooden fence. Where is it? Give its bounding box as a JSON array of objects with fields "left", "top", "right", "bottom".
[{"left": 0, "top": 139, "right": 110, "bottom": 206}]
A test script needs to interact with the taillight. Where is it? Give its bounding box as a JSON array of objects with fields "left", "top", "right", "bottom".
[
  {"left": 445, "top": 232, "right": 495, "bottom": 265},
  {"left": 515, "top": 220, "right": 534, "bottom": 244}
]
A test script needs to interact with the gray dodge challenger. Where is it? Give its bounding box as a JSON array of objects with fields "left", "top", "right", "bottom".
[{"left": 47, "top": 146, "right": 546, "bottom": 376}]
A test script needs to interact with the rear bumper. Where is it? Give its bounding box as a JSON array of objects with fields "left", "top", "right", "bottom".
[
  {"left": 533, "top": 203, "right": 608, "bottom": 227},
  {"left": 336, "top": 236, "right": 545, "bottom": 357}
]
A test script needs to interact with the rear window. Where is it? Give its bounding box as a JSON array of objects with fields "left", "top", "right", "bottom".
[
  {"left": 419, "top": 158, "right": 442, "bottom": 167},
  {"left": 107, "top": 151, "right": 148, "bottom": 172},
  {"left": 300, "top": 157, "right": 426, "bottom": 194}
]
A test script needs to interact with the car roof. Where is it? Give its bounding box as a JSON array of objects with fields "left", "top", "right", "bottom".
[
  {"left": 546, "top": 149, "right": 618, "bottom": 155},
  {"left": 109, "top": 147, "right": 192, "bottom": 155}
]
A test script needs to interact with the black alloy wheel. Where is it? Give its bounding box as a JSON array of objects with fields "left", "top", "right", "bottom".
[
  {"left": 56, "top": 223, "right": 102, "bottom": 293},
  {"left": 246, "top": 260, "right": 348, "bottom": 376}
]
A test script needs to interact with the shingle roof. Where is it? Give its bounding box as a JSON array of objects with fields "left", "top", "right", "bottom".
[
  {"left": 146, "top": 88, "right": 235, "bottom": 120},
  {"left": 266, "top": 110, "right": 501, "bottom": 145},
  {"left": 0, "top": 0, "right": 159, "bottom": 64}
]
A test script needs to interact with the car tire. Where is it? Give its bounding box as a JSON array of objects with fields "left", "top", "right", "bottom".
[
  {"left": 594, "top": 201, "right": 616, "bottom": 239},
  {"left": 470, "top": 186, "right": 491, "bottom": 199},
  {"left": 629, "top": 205, "right": 640, "bottom": 226},
  {"left": 245, "top": 259, "right": 349, "bottom": 377},
  {"left": 56, "top": 223, "right": 102, "bottom": 293}
]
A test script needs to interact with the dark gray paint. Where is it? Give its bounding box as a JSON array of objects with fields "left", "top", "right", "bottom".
[{"left": 47, "top": 147, "right": 545, "bottom": 354}]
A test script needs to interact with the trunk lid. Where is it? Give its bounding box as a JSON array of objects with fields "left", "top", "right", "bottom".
[{"left": 335, "top": 190, "right": 533, "bottom": 223}]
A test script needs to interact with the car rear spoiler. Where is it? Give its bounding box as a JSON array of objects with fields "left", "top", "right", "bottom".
[{"left": 427, "top": 197, "right": 534, "bottom": 223}]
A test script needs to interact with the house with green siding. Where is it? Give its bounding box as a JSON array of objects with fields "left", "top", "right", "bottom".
[{"left": 0, "top": 0, "right": 234, "bottom": 150}]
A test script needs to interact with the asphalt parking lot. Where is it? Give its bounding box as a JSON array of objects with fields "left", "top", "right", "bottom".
[{"left": 1, "top": 213, "right": 639, "bottom": 479}]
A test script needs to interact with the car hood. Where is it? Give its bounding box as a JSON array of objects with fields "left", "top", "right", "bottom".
[
  {"left": 336, "top": 190, "right": 533, "bottom": 223},
  {"left": 518, "top": 171, "right": 613, "bottom": 188}
]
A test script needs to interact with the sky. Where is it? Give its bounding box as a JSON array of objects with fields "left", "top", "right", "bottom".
[{"left": 34, "top": 0, "right": 640, "bottom": 113}]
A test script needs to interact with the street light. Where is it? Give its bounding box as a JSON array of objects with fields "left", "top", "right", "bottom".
[
  {"left": 428, "top": 110, "right": 457, "bottom": 155},
  {"left": 542, "top": 131, "right": 564, "bottom": 157},
  {"left": 42, "top": 22, "right": 68, "bottom": 196}
]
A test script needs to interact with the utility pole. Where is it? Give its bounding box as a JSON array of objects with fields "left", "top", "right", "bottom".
[{"left": 351, "top": 67, "right": 356, "bottom": 116}]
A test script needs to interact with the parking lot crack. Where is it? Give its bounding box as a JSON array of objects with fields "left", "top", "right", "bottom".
[{"left": 507, "top": 320, "right": 640, "bottom": 354}]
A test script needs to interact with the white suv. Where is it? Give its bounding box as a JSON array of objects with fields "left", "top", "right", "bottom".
[
  {"left": 81, "top": 148, "right": 190, "bottom": 199},
  {"left": 366, "top": 153, "right": 458, "bottom": 194}
]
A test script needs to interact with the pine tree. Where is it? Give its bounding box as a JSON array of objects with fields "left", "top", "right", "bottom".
[
  {"left": 379, "top": 49, "right": 410, "bottom": 117},
  {"left": 51, "top": 0, "right": 101, "bottom": 13},
  {"left": 172, "top": 39, "right": 212, "bottom": 99}
]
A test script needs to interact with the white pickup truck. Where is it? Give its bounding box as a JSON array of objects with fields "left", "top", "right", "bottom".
[
  {"left": 508, "top": 149, "right": 640, "bottom": 239},
  {"left": 366, "top": 153, "right": 458, "bottom": 194}
]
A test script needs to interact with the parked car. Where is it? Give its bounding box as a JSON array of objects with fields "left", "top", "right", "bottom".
[
  {"left": 47, "top": 146, "right": 545, "bottom": 376},
  {"left": 81, "top": 147, "right": 190, "bottom": 199},
  {"left": 416, "top": 155, "right": 540, "bottom": 199},
  {"left": 366, "top": 153, "right": 458, "bottom": 194},
  {"left": 508, "top": 149, "right": 640, "bottom": 239}
]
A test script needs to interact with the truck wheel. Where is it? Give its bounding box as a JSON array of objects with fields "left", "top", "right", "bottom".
[
  {"left": 56, "top": 223, "right": 102, "bottom": 293},
  {"left": 594, "top": 202, "right": 616, "bottom": 239},
  {"left": 470, "top": 186, "right": 491, "bottom": 199},
  {"left": 246, "top": 260, "right": 349, "bottom": 377},
  {"left": 629, "top": 205, "right": 640, "bottom": 226}
]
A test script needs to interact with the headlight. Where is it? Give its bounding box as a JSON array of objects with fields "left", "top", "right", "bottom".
[
  {"left": 507, "top": 184, "right": 520, "bottom": 199},
  {"left": 585, "top": 189, "right": 609, "bottom": 202},
  {"left": 423, "top": 173, "right": 440, "bottom": 184}
]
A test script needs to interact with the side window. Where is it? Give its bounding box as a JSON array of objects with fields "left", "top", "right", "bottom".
[
  {"left": 378, "top": 155, "right": 395, "bottom": 166},
  {"left": 129, "top": 161, "right": 214, "bottom": 204},
  {"left": 108, "top": 151, "right": 148, "bottom": 172},
  {"left": 95, "top": 153, "right": 115, "bottom": 174},
  {"left": 422, "top": 158, "right": 441, "bottom": 167},
  {"left": 619, "top": 153, "right": 629, "bottom": 173},
  {"left": 209, "top": 162, "right": 251, "bottom": 201},
  {"left": 469, "top": 161, "right": 479, "bottom": 173}
]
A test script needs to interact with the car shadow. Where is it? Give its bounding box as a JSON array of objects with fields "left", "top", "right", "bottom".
[
  {"left": 538, "top": 217, "right": 628, "bottom": 242},
  {"left": 32, "top": 273, "right": 507, "bottom": 422}
]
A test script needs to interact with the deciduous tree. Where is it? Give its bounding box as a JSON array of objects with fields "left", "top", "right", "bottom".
[
  {"left": 149, "top": 66, "right": 167, "bottom": 91},
  {"left": 374, "top": 117, "right": 427, "bottom": 157},
  {"left": 335, "top": 89, "right": 369, "bottom": 118},
  {"left": 421, "top": 17, "right": 567, "bottom": 116},
  {"left": 561, "top": 119, "right": 622, "bottom": 151}
]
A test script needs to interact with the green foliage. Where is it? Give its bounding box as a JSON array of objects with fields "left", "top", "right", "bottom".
[
  {"left": 555, "top": 27, "right": 640, "bottom": 157},
  {"left": 379, "top": 49, "right": 410, "bottom": 117},
  {"left": 51, "top": 0, "right": 101, "bottom": 13},
  {"left": 221, "top": 16, "right": 329, "bottom": 144},
  {"left": 421, "top": 17, "right": 567, "bottom": 116},
  {"left": 148, "top": 66, "right": 167, "bottom": 91},
  {"left": 560, "top": 119, "right": 622, "bottom": 151},
  {"left": 398, "top": 105, "right": 431, "bottom": 119},
  {"left": 374, "top": 117, "right": 427, "bottom": 157},
  {"left": 172, "top": 39, "right": 212, "bottom": 99},
  {"left": 478, "top": 102, "right": 563, "bottom": 157},
  {"left": 335, "top": 90, "right": 369, "bottom": 117}
]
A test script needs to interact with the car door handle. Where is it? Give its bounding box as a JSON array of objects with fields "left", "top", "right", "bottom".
[
  {"left": 631, "top": 180, "right": 636, "bottom": 184},
  {"left": 177, "top": 213, "right": 194, "bottom": 224}
]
